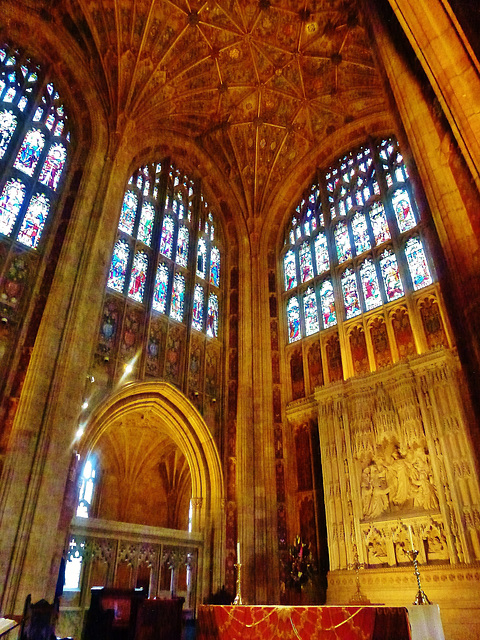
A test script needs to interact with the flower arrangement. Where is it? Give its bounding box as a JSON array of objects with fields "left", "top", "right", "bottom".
[{"left": 284, "top": 536, "right": 316, "bottom": 591}]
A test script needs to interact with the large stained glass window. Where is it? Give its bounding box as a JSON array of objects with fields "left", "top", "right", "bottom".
[
  {"left": 105, "top": 160, "right": 223, "bottom": 375},
  {"left": 281, "top": 136, "right": 435, "bottom": 343},
  {"left": 0, "top": 45, "right": 69, "bottom": 251}
]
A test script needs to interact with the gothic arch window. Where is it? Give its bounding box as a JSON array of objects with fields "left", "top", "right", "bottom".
[
  {"left": 0, "top": 43, "right": 70, "bottom": 378},
  {"left": 281, "top": 137, "right": 444, "bottom": 381},
  {"left": 97, "top": 162, "right": 223, "bottom": 420}
]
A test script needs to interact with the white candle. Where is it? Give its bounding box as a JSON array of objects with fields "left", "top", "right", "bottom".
[
  {"left": 237, "top": 542, "right": 241, "bottom": 564},
  {"left": 408, "top": 525, "right": 415, "bottom": 551}
]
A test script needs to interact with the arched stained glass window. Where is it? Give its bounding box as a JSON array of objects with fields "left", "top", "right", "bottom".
[
  {"left": 281, "top": 136, "right": 435, "bottom": 344},
  {"left": 17, "top": 192, "right": 50, "bottom": 249},
  {"left": 192, "top": 284, "right": 204, "bottom": 331},
  {"left": 0, "top": 43, "right": 71, "bottom": 384},
  {"left": 76, "top": 459, "right": 96, "bottom": 519},
  {"left": 405, "top": 237, "right": 432, "bottom": 290},
  {"left": 13, "top": 127, "right": 45, "bottom": 176},
  {"left": 206, "top": 293, "right": 218, "bottom": 338},
  {"left": 0, "top": 178, "right": 26, "bottom": 235},
  {"left": 119, "top": 190, "right": 138, "bottom": 235},
  {"left": 287, "top": 296, "right": 301, "bottom": 343},
  {"left": 342, "top": 269, "right": 361, "bottom": 319},
  {"left": 128, "top": 251, "right": 148, "bottom": 302},
  {"left": 107, "top": 239, "right": 130, "bottom": 292},
  {"left": 104, "top": 158, "right": 223, "bottom": 391},
  {"left": 160, "top": 215, "right": 174, "bottom": 258},
  {"left": 360, "top": 259, "right": 382, "bottom": 311},
  {"left": 210, "top": 246, "right": 220, "bottom": 287},
  {"left": 170, "top": 272, "right": 185, "bottom": 322},
  {"left": 176, "top": 225, "right": 189, "bottom": 267},
  {"left": 303, "top": 287, "right": 319, "bottom": 336},
  {"left": 137, "top": 201, "right": 154, "bottom": 246},
  {"left": 380, "top": 249, "right": 404, "bottom": 301}
]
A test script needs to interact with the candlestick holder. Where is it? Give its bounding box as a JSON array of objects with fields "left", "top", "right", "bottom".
[
  {"left": 405, "top": 549, "right": 431, "bottom": 605},
  {"left": 347, "top": 556, "right": 370, "bottom": 604},
  {"left": 233, "top": 563, "right": 244, "bottom": 605}
]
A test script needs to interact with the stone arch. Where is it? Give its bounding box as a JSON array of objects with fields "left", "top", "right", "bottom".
[{"left": 78, "top": 380, "right": 225, "bottom": 600}]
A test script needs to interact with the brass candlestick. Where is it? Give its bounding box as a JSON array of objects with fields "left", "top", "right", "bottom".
[
  {"left": 233, "top": 563, "right": 244, "bottom": 605},
  {"left": 405, "top": 549, "right": 431, "bottom": 605},
  {"left": 348, "top": 552, "right": 370, "bottom": 604}
]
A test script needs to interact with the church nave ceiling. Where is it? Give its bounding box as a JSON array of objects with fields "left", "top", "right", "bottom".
[{"left": 49, "top": 0, "right": 388, "bottom": 218}]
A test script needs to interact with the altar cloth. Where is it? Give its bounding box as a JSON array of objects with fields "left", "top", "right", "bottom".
[{"left": 197, "top": 605, "right": 411, "bottom": 640}]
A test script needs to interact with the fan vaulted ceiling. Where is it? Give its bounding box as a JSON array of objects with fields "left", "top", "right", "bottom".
[{"left": 61, "top": 0, "right": 388, "bottom": 217}]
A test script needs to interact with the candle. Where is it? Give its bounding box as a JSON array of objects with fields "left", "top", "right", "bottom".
[
  {"left": 408, "top": 525, "right": 415, "bottom": 551},
  {"left": 237, "top": 542, "right": 241, "bottom": 564}
]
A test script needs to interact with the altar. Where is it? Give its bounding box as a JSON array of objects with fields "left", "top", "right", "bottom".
[{"left": 197, "top": 605, "right": 412, "bottom": 640}]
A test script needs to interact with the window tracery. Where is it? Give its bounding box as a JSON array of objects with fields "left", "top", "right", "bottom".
[
  {"left": 281, "top": 136, "right": 449, "bottom": 390},
  {"left": 98, "top": 161, "right": 223, "bottom": 420},
  {"left": 0, "top": 42, "right": 70, "bottom": 381}
]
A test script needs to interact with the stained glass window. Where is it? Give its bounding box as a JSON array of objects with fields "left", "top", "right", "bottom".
[
  {"left": 287, "top": 296, "right": 301, "bottom": 343},
  {"left": 360, "top": 259, "right": 382, "bottom": 311},
  {"left": 196, "top": 237, "right": 206, "bottom": 278},
  {"left": 320, "top": 280, "right": 336, "bottom": 328},
  {"left": 210, "top": 246, "right": 220, "bottom": 287},
  {"left": 192, "top": 284, "right": 204, "bottom": 331},
  {"left": 153, "top": 263, "right": 169, "bottom": 313},
  {"left": 392, "top": 189, "right": 416, "bottom": 233},
  {"left": 107, "top": 162, "right": 222, "bottom": 358},
  {"left": 334, "top": 221, "right": 352, "bottom": 263},
  {"left": 128, "top": 251, "right": 148, "bottom": 302},
  {"left": 380, "top": 249, "right": 404, "bottom": 301},
  {"left": 17, "top": 192, "right": 50, "bottom": 249},
  {"left": 137, "top": 201, "right": 155, "bottom": 246},
  {"left": 170, "top": 272, "right": 185, "bottom": 321},
  {"left": 281, "top": 137, "right": 434, "bottom": 345},
  {"left": 176, "top": 225, "right": 189, "bottom": 267},
  {"left": 13, "top": 128, "right": 45, "bottom": 176},
  {"left": 405, "top": 237, "right": 432, "bottom": 290},
  {"left": 284, "top": 250, "right": 297, "bottom": 290},
  {"left": 160, "top": 215, "right": 174, "bottom": 258},
  {"left": 351, "top": 211, "right": 371, "bottom": 255},
  {"left": 299, "top": 241, "right": 314, "bottom": 283},
  {"left": 107, "top": 239, "right": 130, "bottom": 292},
  {"left": 303, "top": 287, "right": 319, "bottom": 336},
  {"left": 206, "top": 293, "right": 219, "bottom": 338},
  {"left": 38, "top": 142, "right": 66, "bottom": 191},
  {"left": 0, "top": 108, "right": 16, "bottom": 158},
  {"left": 369, "top": 202, "right": 390, "bottom": 245},
  {"left": 314, "top": 233, "right": 329, "bottom": 275},
  {"left": 341, "top": 269, "right": 361, "bottom": 319},
  {"left": 119, "top": 190, "right": 138, "bottom": 235},
  {"left": 0, "top": 178, "right": 26, "bottom": 236}
]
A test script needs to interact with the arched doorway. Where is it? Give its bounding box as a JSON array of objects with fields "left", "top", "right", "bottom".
[{"left": 60, "top": 381, "right": 224, "bottom": 635}]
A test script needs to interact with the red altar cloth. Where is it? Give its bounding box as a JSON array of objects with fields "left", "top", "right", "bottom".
[{"left": 197, "top": 605, "right": 411, "bottom": 640}]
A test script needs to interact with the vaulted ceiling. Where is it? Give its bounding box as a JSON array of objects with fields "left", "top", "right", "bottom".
[{"left": 31, "top": 0, "right": 389, "bottom": 218}]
